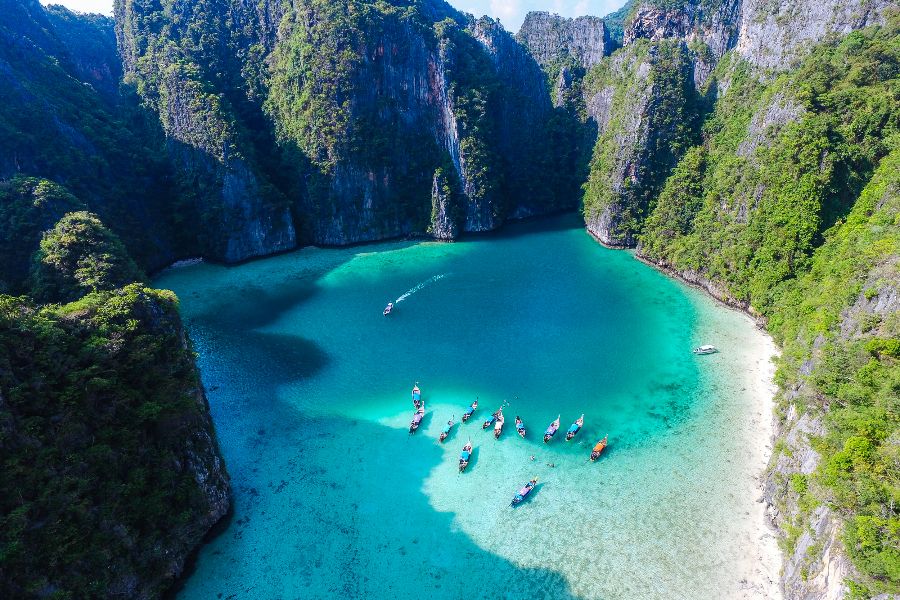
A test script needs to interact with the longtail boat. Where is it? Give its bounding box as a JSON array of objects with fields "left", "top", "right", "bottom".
[
  {"left": 515, "top": 416, "right": 526, "bottom": 439},
  {"left": 459, "top": 440, "right": 473, "bottom": 472},
  {"left": 590, "top": 436, "right": 608, "bottom": 461},
  {"left": 461, "top": 398, "right": 478, "bottom": 422},
  {"left": 482, "top": 408, "right": 501, "bottom": 429},
  {"left": 409, "top": 402, "right": 425, "bottom": 434},
  {"left": 493, "top": 410, "right": 505, "bottom": 439},
  {"left": 439, "top": 417, "right": 454, "bottom": 442},
  {"left": 543, "top": 415, "right": 561, "bottom": 443},
  {"left": 565, "top": 414, "right": 584, "bottom": 441},
  {"left": 510, "top": 478, "right": 538, "bottom": 507},
  {"left": 383, "top": 302, "right": 394, "bottom": 316},
  {"left": 412, "top": 383, "right": 421, "bottom": 409}
]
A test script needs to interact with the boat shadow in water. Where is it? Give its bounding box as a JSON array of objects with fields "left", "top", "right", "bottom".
[
  {"left": 413, "top": 410, "right": 434, "bottom": 434},
  {"left": 463, "top": 445, "right": 480, "bottom": 472},
  {"left": 439, "top": 422, "right": 459, "bottom": 444},
  {"left": 511, "top": 482, "right": 544, "bottom": 508}
]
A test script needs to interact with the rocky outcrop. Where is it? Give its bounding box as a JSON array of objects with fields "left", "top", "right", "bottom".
[
  {"left": 517, "top": 12, "right": 612, "bottom": 109},
  {"left": 765, "top": 405, "right": 854, "bottom": 600},
  {"left": 429, "top": 169, "right": 459, "bottom": 240},
  {"left": 624, "top": 0, "right": 741, "bottom": 59},
  {"left": 0, "top": 286, "right": 230, "bottom": 599},
  {"left": 764, "top": 251, "right": 900, "bottom": 599},
  {"left": 582, "top": 39, "right": 699, "bottom": 247},
  {"left": 736, "top": 91, "right": 804, "bottom": 159},
  {"left": 517, "top": 12, "right": 610, "bottom": 70},
  {"left": 623, "top": 0, "right": 893, "bottom": 76},
  {"left": 734, "top": 0, "right": 892, "bottom": 71}
]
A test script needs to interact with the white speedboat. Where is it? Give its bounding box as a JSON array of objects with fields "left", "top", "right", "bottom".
[{"left": 693, "top": 345, "right": 718, "bottom": 355}]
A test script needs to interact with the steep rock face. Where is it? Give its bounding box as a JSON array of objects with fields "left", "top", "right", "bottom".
[
  {"left": 735, "top": 0, "right": 892, "bottom": 71},
  {"left": 429, "top": 169, "right": 459, "bottom": 240},
  {"left": 624, "top": 0, "right": 740, "bottom": 59},
  {"left": 0, "top": 286, "right": 230, "bottom": 599},
  {"left": 517, "top": 12, "right": 610, "bottom": 70},
  {"left": 114, "top": 0, "right": 297, "bottom": 262},
  {"left": 266, "top": 1, "right": 571, "bottom": 245},
  {"left": 470, "top": 16, "right": 562, "bottom": 220},
  {"left": 0, "top": 0, "right": 181, "bottom": 271},
  {"left": 637, "top": 21, "right": 900, "bottom": 597},
  {"left": 582, "top": 39, "right": 698, "bottom": 247},
  {"left": 517, "top": 11, "right": 612, "bottom": 109}
]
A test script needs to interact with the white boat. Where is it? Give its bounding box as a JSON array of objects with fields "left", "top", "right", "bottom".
[{"left": 693, "top": 345, "right": 718, "bottom": 355}]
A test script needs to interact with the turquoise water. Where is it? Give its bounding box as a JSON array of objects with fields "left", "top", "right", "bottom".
[{"left": 156, "top": 214, "right": 780, "bottom": 599}]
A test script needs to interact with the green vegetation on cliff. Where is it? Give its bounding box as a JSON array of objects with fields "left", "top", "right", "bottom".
[
  {"left": 0, "top": 1, "right": 180, "bottom": 270},
  {"left": 582, "top": 38, "right": 700, "bottom": 243},
  {"left": 29, "top": 212, "right": 144, "bottom": 304},
  {"left": 639, "top": 19, "right": 899, "bottom": 593},
  {"left": 0, "top": 285, "right": 229, "bottom": 599},
  {"left": 0, "top": 177, "right": 83, "bottom": 295},
  {"left": 773, "top": 149, "right": 899, "bottom": 596},
  {"left": 266, "top": 0, "right": 363, "bottom": 172}
]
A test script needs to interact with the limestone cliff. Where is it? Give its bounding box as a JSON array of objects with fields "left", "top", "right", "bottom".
[
  {"left": 114, "top": 0, "right": 297, "bottom": 262},
  {"left": 581, "top": 39, "right": 699, "bottom": 247},
  {"left": 0, "top": 286, "right": 230, "bottom": 599},
  {"left": 517, "top": 12, "right": 610, "bottom": 71},
  {"left": 518, "top": 12, "right": 612, "bottom": 110},
  {"left": 634, "top": 17, "right": 900, "bottom": 597}
]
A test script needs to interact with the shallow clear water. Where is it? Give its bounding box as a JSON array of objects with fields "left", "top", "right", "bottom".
[{"left": 156, "top": 214, "right": 780, "bottom": 600}]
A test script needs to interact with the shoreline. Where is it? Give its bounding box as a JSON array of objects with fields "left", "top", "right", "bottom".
[
  {"left": 723, "top": 317, "right": 784, "bottom": 599},
  {"left": 585, "top": 226, "right": 784, "bottom": 597},
  {"left": 626, "top": 246, "right": 785, "bottom": 597}
]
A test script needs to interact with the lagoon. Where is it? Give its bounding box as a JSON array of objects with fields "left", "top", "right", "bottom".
[{"left": 156, "top": 214, "right": 780, "bottom": 599}]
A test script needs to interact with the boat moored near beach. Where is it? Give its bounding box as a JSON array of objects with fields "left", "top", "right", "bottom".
[
  {"left": 409, "top": 403, "right": 425, "bottom": 434},
  {"left": 565, "top": 414, "right": 584, "bottom": 441},
  {"left": 590, "top": 436, "right": 608, "bottom": 461},
  {"left": 543, "top": 415, "right": 560, "bottom": 443},
  {"left": 461, "top": 398, "right": 478, "bottom": 422},
  {"left": 439, "top": 417, "right": 454, "bottom": 442},
  {"left": 515, "top": 416, "right": 526, "bottom": 438},
  {"left": 459, "top": 440, "right": 473, "bottom": 472},
  {"left": 693, "top": 344, "right": 718, "bottom": 355},
  {"left": 510, "top": 478, "right": 538, "bottom": 507},
  {"left": 412, "top": 383, "right": 421, "bottom": 408}
]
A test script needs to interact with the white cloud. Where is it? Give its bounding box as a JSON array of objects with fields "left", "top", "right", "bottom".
[
  {"left": 489, "top": 0, "right": 522, "bottom": 23},
  {"left": 40, "top": 0, "right": 113, "bottom": 15}
]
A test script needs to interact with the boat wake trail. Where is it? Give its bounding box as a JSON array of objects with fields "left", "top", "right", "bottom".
[{"left": 396, "top": 274, "right": 449, "bottom": 303}]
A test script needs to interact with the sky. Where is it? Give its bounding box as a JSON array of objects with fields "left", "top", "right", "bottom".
[{"left": 40, "top": 0, "right": 627, "bottom": 32}]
